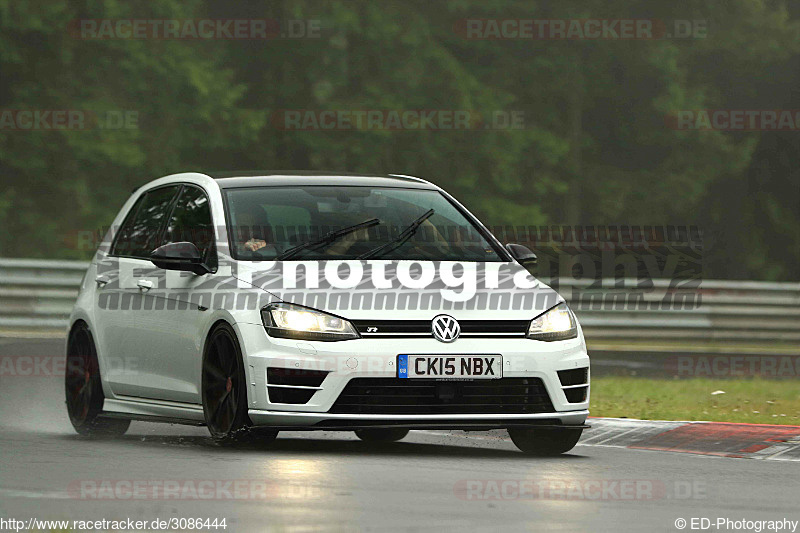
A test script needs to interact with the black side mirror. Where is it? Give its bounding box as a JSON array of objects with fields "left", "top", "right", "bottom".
[
  {"left": 150, "top": 242, "right": 211, "bottom": 275},
  {"left": 505, "top": 243, "right": 537, "bottom": 274}
]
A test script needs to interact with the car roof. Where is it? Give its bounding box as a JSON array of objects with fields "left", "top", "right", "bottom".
[{"left": 199, "top": 170, "right": 438, "bottom": 190}]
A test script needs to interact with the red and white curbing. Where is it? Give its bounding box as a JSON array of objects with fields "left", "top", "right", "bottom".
[
  {"left": 421, "top": 418, "right": 800, "bottom": 460},
  {"left": 582, "top": 417, "right": 800, "bottom": 461}
]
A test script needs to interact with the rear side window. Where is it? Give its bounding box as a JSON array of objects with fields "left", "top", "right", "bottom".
[
  {"left": 111, "top": 186, "right": 180, "bottom": 258},
  {"left": 161, "top": 185, "right": 217, "bottom": 270}
]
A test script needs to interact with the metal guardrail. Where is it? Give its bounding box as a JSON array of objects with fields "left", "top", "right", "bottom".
[
  {"left": 0, "top": 259, "right": 89, "bottom": 331},
  {"left": 1, "top": 259, "right": 798, "bottom": 352},
  {"left": 539, "top": 278, "right": 800, "bottom": 353}
]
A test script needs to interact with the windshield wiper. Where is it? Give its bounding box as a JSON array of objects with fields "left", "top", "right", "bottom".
[
  {"left": 358, "top": 209, "right": 434, "bottom": 260},
  {"left": 276, "top": 218, "right": 380, "bottom": 260}
]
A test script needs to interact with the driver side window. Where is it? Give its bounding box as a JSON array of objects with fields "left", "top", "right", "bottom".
[
  {"left": 111, "top": 185, "right": 180, "bottom": 258},
  {"left": 161, "top": 185, "right": 217, "bottom": 271}
]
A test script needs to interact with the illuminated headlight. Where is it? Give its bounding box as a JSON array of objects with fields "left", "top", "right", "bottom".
[
  {"left": 527, "top": 303, "right": 578, "bottom": 341},
  {"left": 261, "top": 303, "right": 360, "bottom": 341}
]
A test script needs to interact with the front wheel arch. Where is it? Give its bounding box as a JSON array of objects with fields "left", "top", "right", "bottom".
[{"left": 201, "top": 321, "right": 253, "bottom": 442}]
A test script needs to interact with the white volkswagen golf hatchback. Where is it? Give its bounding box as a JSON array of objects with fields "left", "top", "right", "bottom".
[{"left": 66, "top": 171, "right": 589, "bottom": 455}]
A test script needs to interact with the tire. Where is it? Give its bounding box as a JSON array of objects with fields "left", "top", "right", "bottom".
[
  {"left": 508, "top": 427, "right": 583, "bottom": 456},
  {"left": 202, "top": 323, "right": 272, "bottom": 445},
  {"left": 65, "top": 322, "right": 130, "bottom": 437},
  {"left": 354, "top": 428, "right": 410, "bottom": 443}
]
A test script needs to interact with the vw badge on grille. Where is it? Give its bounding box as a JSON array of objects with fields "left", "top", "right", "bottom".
[{"left": 431, "top": 314, "right": 460, "bottom": 343}]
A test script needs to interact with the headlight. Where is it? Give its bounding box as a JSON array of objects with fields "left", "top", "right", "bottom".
[
  {"left": 261, "top": 303, "right": 360, "bottom": 341},
  {"left": 527, "top": 302, "right": 578, "bottom": 341}
]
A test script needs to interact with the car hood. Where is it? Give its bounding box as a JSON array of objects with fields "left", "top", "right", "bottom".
[{"left": 231, "top": 260, "right": 563, "bottom": 321}]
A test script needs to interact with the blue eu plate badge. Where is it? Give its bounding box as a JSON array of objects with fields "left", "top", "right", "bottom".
[{"left": 397, "top": 354, "right": 409, "bottom": 378}]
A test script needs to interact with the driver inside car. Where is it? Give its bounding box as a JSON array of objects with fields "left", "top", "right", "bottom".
[{"left": 234, "top": 204, "right": 273, "bottom": 253}]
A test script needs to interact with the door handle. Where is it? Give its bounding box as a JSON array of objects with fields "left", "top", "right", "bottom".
[
  {"left": 95, "top": 275, "right": 110, "bottom": 287},
  {"left": 136, "top": 279, "right": 154, "bottom": 292}
]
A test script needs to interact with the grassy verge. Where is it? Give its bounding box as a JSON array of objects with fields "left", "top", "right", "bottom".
[{"left": 591, "top": 377, "right": 800, "bottom": 425}]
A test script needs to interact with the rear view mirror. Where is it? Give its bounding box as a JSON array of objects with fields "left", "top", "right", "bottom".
[
  {"left": 505, "top": 243, "right": 537, "bottom": 274},
  {"left": 150, "top": 242, "right": 211, "bottom": 275}
]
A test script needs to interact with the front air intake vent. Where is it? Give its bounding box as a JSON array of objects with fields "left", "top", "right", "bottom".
[
  {"left": 557, "top": 367, "right": 588, "bottom": 387},
  {"left": 267, "top": 367, "right": 329, "bottom": 387},
  {"left": 266, "top": 367, "right": 329, "bottom": 405},
  {"left": 268, "top": 387, "right": 317, "bottom": 404},
  {"left": 557, "top": 367, "right": 589, "bottom": 404},
  {"left": 564, "top": 386, "right": 588, "bottom": 403}
]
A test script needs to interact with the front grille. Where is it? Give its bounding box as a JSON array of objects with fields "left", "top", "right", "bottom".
[
  {"left": 352, "top": 319, "right": 529, "bottom": 338},
  {"left": 330, "top": 377, "right": 554, "bottom": 415}
]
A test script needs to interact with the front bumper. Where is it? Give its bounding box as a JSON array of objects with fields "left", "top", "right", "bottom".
[
  {"left": 247, "top": 409, "right": 590, "bottom": 430},
  {"left": 235, "top": 322, "right": 590, "bottom": 428}
]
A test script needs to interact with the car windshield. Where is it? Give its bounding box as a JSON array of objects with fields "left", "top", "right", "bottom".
[{"left": 224, "top": 186, "right": 504, "bottom": 261}]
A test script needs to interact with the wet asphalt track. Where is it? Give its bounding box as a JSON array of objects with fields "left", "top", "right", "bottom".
[{"left": 1, "top": 337, "right": 799, "bottom": 532}]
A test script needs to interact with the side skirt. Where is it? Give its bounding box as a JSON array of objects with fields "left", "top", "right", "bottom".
[{"left": 101, "top": 396, "right": 206, "bottom": 426}]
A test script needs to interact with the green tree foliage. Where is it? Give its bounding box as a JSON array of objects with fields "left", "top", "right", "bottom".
[{"left": 0, "top": 0, "right": 797, "bottom": 280}]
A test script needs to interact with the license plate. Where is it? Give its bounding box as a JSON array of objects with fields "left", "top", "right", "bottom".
[{"left": 397, "top": 355, "right": 502, "bottom": 379}]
